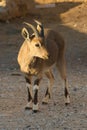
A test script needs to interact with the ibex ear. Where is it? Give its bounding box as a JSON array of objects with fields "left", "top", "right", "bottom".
[{"left": 21, "top": 28, "right": 29, "bottom": 40}]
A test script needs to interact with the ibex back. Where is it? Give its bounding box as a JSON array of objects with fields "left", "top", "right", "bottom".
[{"left": 17, "top": 20, "right": 70, "bottom": 112}]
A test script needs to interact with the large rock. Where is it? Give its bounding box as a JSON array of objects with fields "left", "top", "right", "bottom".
[{"left": 0, "top": 0, "right": 35, "bottom": 21}]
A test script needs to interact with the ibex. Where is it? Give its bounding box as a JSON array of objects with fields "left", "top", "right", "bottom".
[{"left": 17, "top": 20, "right": 70, "bottom": 112}]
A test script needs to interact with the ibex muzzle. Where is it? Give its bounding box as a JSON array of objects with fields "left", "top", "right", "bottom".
[{"left": 17, "top": 20, "right": 70, "bottom": 113}]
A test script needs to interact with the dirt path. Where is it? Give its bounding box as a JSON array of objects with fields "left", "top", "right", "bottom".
[{"left": 0, "top": 2, "right": 87, "bottom": 130}]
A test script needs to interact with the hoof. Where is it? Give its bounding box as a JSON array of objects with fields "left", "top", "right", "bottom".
[
  {"left": 25, "top": 106, "right": 32, "bottom": 110},
  {"left": 65, "top": 95, "right": 70, "bottom": 105},
  {"left": 42, "top": 96, "right": 49, "bottom": 104},
  {"left": 65, "top": 102, "right": 70, "bottom": 106},
  {"left": 33, "top": 110, "right": 38, "bottom": 113},
  {"left": 25, "top": 101, "right": 32, "bottom": 110},
  {"left": 33, "top": 103, "right": 39, "bottom": 113},
  {"left": 42, "top": 101, "right": 48, "bottom": 105}
]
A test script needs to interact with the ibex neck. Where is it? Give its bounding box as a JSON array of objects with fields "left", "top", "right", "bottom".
[
  {"left": 29, "top": 57, "right": 37, "bottom": 69},
  {"left": 28, "top": 57, "right": 40, "bottom": 75},
  {"left": 28, "top": 57, "right": 43, "bottom": 75}
]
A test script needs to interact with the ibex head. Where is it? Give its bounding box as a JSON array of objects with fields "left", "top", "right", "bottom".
[{"left": 21, "top": 20, "right": 49, "bottom": 60}]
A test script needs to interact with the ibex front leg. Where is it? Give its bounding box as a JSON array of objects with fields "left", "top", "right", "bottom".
[
  {"left": 25, "top": 75, "right": 33, "bottom": 110},
  {"left": 42, "top": 70, "right": 54, "bottom": 104},
  {"left": 33, "top": 77, "right": 42, "bottom": 112}
]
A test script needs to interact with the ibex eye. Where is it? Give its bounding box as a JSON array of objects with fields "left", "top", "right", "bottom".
[{"left": 35, "top": 44, "right": 40, "bottom": 47}]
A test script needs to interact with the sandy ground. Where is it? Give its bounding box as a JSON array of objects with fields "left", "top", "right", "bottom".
[{"left": 0, "top": 2, "right": 87, "bottom": 130}]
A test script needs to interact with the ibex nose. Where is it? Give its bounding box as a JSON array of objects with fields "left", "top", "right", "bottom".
[
  {"left": 44, "top": 53, "right": 50, "bottom": 60},
  {"left": 42, "top": 49, "right": 49, "bottom": 60}
]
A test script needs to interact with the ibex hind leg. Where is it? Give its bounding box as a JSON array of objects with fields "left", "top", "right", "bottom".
[
  {"left": 42, "top": 70, "right": 54, "bottom": 104},
  {"left": 56, "top": 58, "right": 70, "bottom": 105}
]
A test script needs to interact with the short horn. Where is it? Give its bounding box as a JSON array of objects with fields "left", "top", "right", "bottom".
[
  {"left": 34, "top": 20, "right": 42, "bottom": 26},
  {"left": 23, "top": 22, "right": 39, "bottom": 37},
  {"left": 34, "top": 20, "right": 44, "bottom": 38}
]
